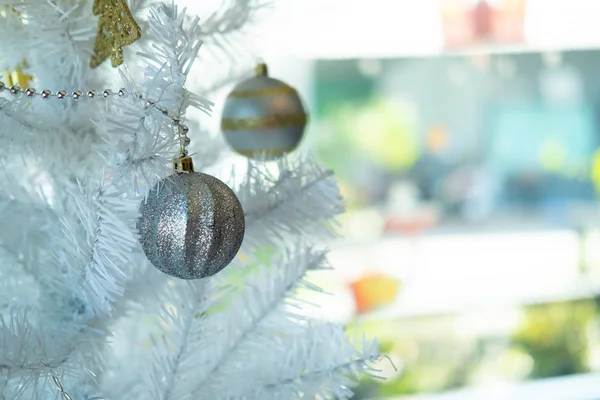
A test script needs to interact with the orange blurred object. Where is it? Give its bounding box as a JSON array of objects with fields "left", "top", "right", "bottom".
[
  {"left": 384, "top": 217, "right": 435, "bottom": 235},
  {"left": 384, "top": 208, "right": 438, "bottom": 235},
  {"left": 350, "top": 274, "right": 400, "bottom": 314},
  {"left": 427, "top": 126, "right": 449, "bottom": 154}
]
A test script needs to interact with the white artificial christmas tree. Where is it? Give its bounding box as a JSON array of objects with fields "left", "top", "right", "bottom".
[{"left": 0, "top": 1, "right": 380, "bottom": 399}]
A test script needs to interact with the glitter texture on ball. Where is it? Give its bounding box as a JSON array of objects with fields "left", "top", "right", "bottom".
[{"left": 137, "top": 172, "right": 245, "bottom": 279}]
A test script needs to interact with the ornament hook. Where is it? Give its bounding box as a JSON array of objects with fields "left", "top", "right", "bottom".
[
  {"left": 173, "top": 120, "right": 194, "bottom": 172},
  {"left": 254, "top": 63, "right": 268, "bottom": 76},
  {"left": 173, "top": 121, "right": 193, "bottom": 172},
  {"left": 173, "top": 154, "right": 194, "bottom": 173}
]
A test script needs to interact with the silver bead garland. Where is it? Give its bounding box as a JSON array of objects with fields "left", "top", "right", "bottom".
[{"left": 0, "top": 77, "right": 191, "bottom": 148}]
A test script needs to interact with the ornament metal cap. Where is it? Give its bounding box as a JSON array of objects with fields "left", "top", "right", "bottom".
[
  {"left": 173, "top": 155, "right": 194, "bottom": 173},
  {"left": 254, "top": 63, "right": 268, "bottom": 76}
]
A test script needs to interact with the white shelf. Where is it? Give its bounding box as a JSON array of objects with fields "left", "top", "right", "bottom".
[
  {"left": 304, "top": 227, "right": 600, "bottom": 323},
  {"left": 393, "top": 373, "right": 600, "bottom": 400}
]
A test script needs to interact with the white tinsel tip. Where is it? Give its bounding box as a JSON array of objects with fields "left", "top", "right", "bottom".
[{"left": 238, "top": 156, "right": 344, "bottom": 251}]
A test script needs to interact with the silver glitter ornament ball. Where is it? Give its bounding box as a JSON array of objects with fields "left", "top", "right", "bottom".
[
  {"left": 137, "top": 171, "right": 245, "bottom": 280},
  {"left": 221, "top": 63, "right": 308, "bottom": 160}
]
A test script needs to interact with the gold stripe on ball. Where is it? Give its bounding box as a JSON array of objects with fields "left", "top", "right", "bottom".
[
  {"left": 221, "top": 113, "right": 308, "bottom": 131},
  {"left": 227, "top": 85, "right": 296, "bottom": 99},
  {"left": 235, "top": 146, "right": 297, "bottom": 157}
]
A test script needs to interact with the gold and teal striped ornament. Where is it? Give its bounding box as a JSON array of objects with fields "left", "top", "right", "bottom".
[{"left": 221, "top": 63, "right": 308, "bottom": 160}]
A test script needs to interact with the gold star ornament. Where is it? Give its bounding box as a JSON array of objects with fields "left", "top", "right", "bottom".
[{"left": 90, "top": 0, "right": 142, "bottom": 69}]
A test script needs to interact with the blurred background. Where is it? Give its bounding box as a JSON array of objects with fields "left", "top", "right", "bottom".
[{"left": 190, "top": 0, "right": 600, "bottom": 399}]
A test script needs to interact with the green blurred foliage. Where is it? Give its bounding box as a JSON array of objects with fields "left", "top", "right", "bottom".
[
  {"left": 591, "top": 148, "right": 600, "bottom": 196},
  {"left": 349, "top": 300, "right": 600, "bottom": 399},
  {"left": 345, "top": 99, "right": 419, "bottom": 171},
  {"left": 511, "top": 300, "right": 596, "bottom": 378},
  {"left": 313, "top": 98, "right": 420, "bottom": 198}
]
